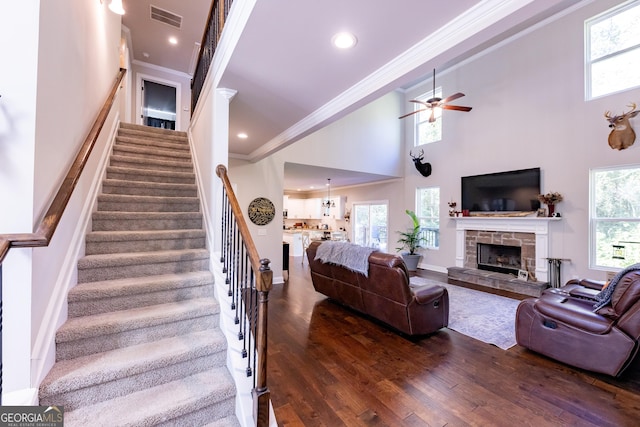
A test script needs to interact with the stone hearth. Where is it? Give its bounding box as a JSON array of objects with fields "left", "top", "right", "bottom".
[
  {"left": 448, "top": 217, "right": 557, "bottom": 296},
  {"left": 448, "top": 266, "right": 547, "bottom": 297}
]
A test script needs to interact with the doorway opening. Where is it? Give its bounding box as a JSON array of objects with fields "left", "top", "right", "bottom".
[
  {"left": 143, "top": 80, "right": 176, "bottom": 129},
  {"left": 137, "top": 74, "right": 180, "bottom": 130}
]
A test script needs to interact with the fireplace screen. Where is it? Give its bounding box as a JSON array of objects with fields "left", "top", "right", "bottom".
[{"left": 477, "top": 243, "right": 522, "bottom": 275}]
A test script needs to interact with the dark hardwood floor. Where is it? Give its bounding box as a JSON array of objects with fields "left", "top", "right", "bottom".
[{"left": 267, "top": 257, "right": 640, "bottom": 426}]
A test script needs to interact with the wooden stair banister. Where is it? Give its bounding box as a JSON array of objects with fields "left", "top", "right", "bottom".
[
  {"left": 0, "top": 68, "right": 127, "bottom": 264},
  {"left": 216, "top": 164, "right": 272, "bottom": 427}
]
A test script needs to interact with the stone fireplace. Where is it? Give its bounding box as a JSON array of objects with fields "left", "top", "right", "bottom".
[
  {"left": 477, "top": 242, "right": 522, "bottom": 275},
  {"left": 466, "top": 231, "right": 536, "bottom": 276},
  {"left": 448, "top": 217, "right": 556, "bottom": 296}
]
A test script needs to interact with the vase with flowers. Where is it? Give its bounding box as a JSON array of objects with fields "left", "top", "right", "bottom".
[{"left": 537, "top": 192, "right": 563, "bottom": 217}]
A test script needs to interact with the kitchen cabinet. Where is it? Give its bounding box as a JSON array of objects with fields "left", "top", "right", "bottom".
[
  {"left": 285, "top": 197, "right": 323, "bottom": 219},
  {"left": 304, "top": 198, "right": 322, "bottom": 219},
  {"left": 287, "top": 198, "right": 306, "bottom": 219}
]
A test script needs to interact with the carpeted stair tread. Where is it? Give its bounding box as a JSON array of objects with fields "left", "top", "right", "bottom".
[
  {"left": 120, "top": 122, "right": 187, "bottom": 138},
  {"left": 69, "top": 271, "right": 213, "bottom": 303},
  {"left": 109, "top": 154, "right": 194, "bottom": 172},
  {"left": 68, "top": 271, "right": 214, "bottom": 316},
  {"left": 56, "top": 298, "right": 219, "bottom": 343},
  {"left": 113, "top": 143, "right": 192, "bottom": 162},
  {"left": 85, "top": 229, "right": 205, "bottom": 244},
  {"left": 41, "top": 330, "right": 226, "bottom": 396},
  {"left": 96, "top": 193, "right": 200, "bottom": 212},
  {"left": 78, "top": 248, "right": 209, "bottom": 269},
  {"left": 106, "top": 165, "right": 195, "bottom": 184},
  {"left": 91, "top": 211, "right": 203, "bottom": 231},
  {"left": 92, "top": 211, "right": 202, "bottom": 221},
  {"left": 116, "top": 135, "right": 190, "bottom": 152},
  {"left": 102, "top": 178, "right": 197, "bottom": 195},
  {"left": 84, "top": 229, "right": 206, "bottom": 254},
  {"left": 62, "top": 368, "right": 235, "bottom": 427}
]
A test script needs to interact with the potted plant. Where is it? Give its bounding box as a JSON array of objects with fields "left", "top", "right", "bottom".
[{"left": 396, "top": 209, "right": 425, "bottom": 271}]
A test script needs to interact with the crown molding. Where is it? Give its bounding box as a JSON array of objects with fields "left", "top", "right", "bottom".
[{"left": 131, "top": 59, "right": 192, "bottom": 79}]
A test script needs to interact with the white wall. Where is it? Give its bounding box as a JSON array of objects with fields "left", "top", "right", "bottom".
[
  {"left": 0, "top": 0, "right": 41, "bottom": 401},
  {"left": 1, "top": 0, "right": 122, "bottom": 398},
  {"left": 401, "top": 0, "right": 639, "bottom": 281}
]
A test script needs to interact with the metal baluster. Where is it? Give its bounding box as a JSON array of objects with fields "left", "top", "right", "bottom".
[
  {"left": 220, "top": 190, "right": 227, "bottom": 265},
  {"left": 246, "top": 271, "right": 255, "bottom": 378}
]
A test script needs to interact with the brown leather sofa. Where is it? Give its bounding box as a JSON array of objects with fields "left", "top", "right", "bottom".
[
  {"left": 306, "top": 241, "right": 448, "bottom": 336},
  {"left": 515, "top": 270, "right": 640, "bottom": 376}
]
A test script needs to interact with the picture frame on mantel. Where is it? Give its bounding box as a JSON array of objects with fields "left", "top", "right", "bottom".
[{"left": 518, "top": 269, "right": 529, "bottom": 281}]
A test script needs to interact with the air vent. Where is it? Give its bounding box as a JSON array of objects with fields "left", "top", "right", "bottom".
[{"left": 150, "top": 5, "right": 182, "bottom": 29}]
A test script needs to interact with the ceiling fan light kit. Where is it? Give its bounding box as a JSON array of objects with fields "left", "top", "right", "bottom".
[{"left": 399, "top": 69, "right": 471, "bottom": 122}]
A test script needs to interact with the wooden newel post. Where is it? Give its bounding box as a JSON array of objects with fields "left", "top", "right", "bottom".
[{"left": 253, "top": 258, "right": 272, "bottom": 426}]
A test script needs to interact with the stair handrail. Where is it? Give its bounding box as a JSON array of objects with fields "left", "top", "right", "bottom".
[
  {"left": 0, "top": 68, "right": 127, "bottom": 265},
  {"left": 216, "top": 164, "right": 272, "bottom": 427}
]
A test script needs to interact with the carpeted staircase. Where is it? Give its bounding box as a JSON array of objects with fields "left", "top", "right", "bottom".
[{"left": 39, "top": 123, "right": 239, "bottom": 426}]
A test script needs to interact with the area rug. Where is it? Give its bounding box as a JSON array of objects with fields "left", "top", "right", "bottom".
[{"left": 410, "top": 277, "right": 521, "bottom": 350}]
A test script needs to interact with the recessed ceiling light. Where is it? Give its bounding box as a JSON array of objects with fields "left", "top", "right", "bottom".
[
  {"left": 332, "top": 32, "right": 357, "bottom": 49},
  {"left": 237, "top": 132, "right": 248, "bottom": 139},
  {"left": 169, "top": 37, "right": 178, "bottom": 45}
]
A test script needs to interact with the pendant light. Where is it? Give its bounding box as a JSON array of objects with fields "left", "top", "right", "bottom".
[{"left": 322, "top": 179, "right": 335, "bottom": 216}]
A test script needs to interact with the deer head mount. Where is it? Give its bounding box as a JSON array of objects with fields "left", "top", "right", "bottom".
[
  {"left": 410, "top": 149, "right": 432, "bottom": 177},
  {"left": 605, "top": 103, "right": 639, "bottom": 150}
]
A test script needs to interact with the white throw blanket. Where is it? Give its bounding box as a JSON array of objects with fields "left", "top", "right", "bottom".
[{"left": 315, "top": 241, "right": 377, "bottom": 277}]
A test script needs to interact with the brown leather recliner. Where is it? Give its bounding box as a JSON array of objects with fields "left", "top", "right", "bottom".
[
  {"left": 515, "top": 271, "right": 640, "bottom": 376},
  {"left": 306, "top": 241, "right": 448, "bottom": 336}
]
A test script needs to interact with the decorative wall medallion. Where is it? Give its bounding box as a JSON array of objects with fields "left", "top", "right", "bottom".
[{"left": 248, "top": 197, "right": 275, "bottom": 225}]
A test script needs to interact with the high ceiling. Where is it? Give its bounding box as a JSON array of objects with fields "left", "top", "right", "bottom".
[{"left": 121, "top": 0, "right": 583, "bottom": 190}]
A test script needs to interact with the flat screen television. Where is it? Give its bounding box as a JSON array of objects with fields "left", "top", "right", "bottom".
[{"left": 461, "top": 167, "right": 541, "bottom": 213}]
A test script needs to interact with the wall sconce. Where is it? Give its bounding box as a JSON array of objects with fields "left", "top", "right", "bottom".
[{"left": 102, "top": 0, "right": 125, "bottom": 15}]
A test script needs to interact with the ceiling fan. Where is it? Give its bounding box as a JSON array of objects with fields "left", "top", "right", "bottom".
[{"left": 399, "top": 69, "right": 472, "bottom": 122}]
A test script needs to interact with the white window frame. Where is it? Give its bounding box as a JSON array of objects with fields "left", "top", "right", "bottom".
[
  {"left": 585, "top": 0, "right": 640, "bottom": 100},
  {"left": 414, "top": 87, "right": 443, "bottom": 146},
  {"left": 416, "top": 187, "right": 440, "bottom": 249},
  {"left": 352, "top": 201, "right": 389, "bottom": 252},
  {"left": 589, "top": 164, "right": 640, "bottom": 270}
]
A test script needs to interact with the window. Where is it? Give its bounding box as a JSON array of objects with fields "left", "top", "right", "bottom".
[
  {"left": 353, "top": 201, "right": 388, "bottom": 252},
  {"left": 586, "top": 1, "right": 640, "bottom": 99},
  {"left": 415, "top": 87, "right": 442, "bottom": 146},
  {"left": 416, "top": 187, "right": 440, "bottom": 249},
  {"left": 590, "top": 165, "right": 640, "bottom": 270}
]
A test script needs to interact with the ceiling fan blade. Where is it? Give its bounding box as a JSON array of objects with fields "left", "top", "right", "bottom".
[
  {"left": 409, "top": 99, "right": 431, "bottom": 108},
  {"left": 398, "top": 108, "right": 428, "bottom": 119},
  {"left": 442, "top": 105, "right": 472, "bottom": 112},
  {"left": 441, "top": 92, "right": 465, "bottom": 104}
]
